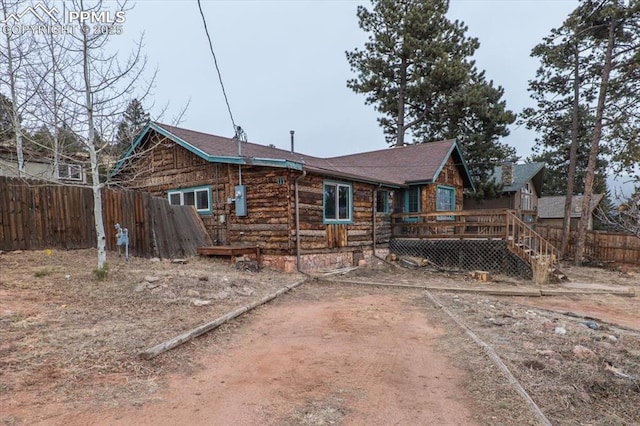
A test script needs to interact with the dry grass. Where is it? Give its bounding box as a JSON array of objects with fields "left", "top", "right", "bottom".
[
  {"left": 0, "top": 248, "right": 304, "bottom": 407},
  {"left": 1, "top": 249, "right": 638, "bottom": 425}
]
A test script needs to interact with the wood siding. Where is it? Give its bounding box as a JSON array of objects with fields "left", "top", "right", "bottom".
[
  {"left": 537, "top": 224, "right": 640, "bottom": 266},
  {"left": 422, "top": 156, "right": 464, "bottom": 212},
  {"left": 117, "top": 133, "right": 393, "bottom": 255},
  {"left": 0, "top": 176, "right": 211, "bottom": 257},
  {"left": 296, "top": 174, "right": 390, "bottom": 253}
]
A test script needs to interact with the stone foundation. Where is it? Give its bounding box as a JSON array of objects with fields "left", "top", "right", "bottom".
[{"left": 261, "top": 247, "right": 389, "bottom": 273}]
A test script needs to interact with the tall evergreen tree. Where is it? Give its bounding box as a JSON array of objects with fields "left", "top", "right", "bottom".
[
  {"left": 346, "top": 0, "right": 516, "bottom": 186},
  {"left": 114, "top": 99, "right": 149, "bottom": 155},
  {"left": 0, "top": 93, "right": 15, "bottom": 143},
  {"left": 522, "top": 0, "right": 639, "bottom": 260}
]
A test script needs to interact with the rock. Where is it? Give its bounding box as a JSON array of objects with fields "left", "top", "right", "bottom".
[
  {"left": 535, "top": 349, "right": 559, "bottom": 358},
  {"left": 172, "top": 258, "right": 187, "bottom": 264},
  {"left": 145, "top": 276, "right": 160, "bottom": 283},
  {"left": 150, "top": 257, "right": 161, "bottom": 262},
  {"left": 235, "top": 260, "right": 259, "bottom": 272},
  {"left": 234, "top": 286, "right": 254, "bottom": 297},
  {"left": 186, "top": 289, "right": 200, "bottom": 297},
  {"left": 64, "top": 274, "right": 71, "bottom": 280},
  {"left": 162, "top": 290, "right": 176, "bottom": 299},
  {"left": 572, "top": 345, "right": 596, "bottom": 360},
  {"left": 608, "top": 335, "right": 618, "bottom": 343},
  {"left": 134, "top": 282, "right": 148, "bottom": 293},
  {"left": 191, "top": 299, "right": 212, "bottom": 307},
  {"left": 213, "top": 290, "right": 230, "bottom": 300},
  {"left": 554, "top": 326, "right": 567, "bottom": 335},
  {"left": 357, "top": 259, "right": 367, "bottom": 267},
  {"left": 583, "top": 320, "right": 599, "bottom": 330}
]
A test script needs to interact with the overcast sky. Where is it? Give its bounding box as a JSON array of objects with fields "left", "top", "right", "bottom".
[{"left": 114, "top": 0, "right": 580, "bottom": 160}]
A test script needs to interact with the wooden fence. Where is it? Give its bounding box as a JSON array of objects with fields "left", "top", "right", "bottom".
[
  {"left": 0, "top": 176, "right": 212, "bottom": 258},
  {"left": 536, "top": 224, "right": 640, "bottom": 266}
]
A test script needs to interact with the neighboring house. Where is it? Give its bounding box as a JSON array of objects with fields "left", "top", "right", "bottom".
[
  {"left": 0, "top": 142, "right": 87, "bottom": 184},
  {"left": 111, "top": 122, "right": 475, "bottom": 272},
  {"left": 538, "top": 194, "right": 605, "bottom": 230},
  {"left": 464, "top": 162, "right": 545, "bottom": 220}
]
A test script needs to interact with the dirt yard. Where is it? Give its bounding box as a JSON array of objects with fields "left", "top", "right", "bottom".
[{"left": 1, "top": 249, "right": 638, "bottom": 425}]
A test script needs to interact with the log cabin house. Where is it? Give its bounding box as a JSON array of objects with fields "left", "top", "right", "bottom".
[{"left": 110, "top": 122, "right": 475, "bottom": 272}]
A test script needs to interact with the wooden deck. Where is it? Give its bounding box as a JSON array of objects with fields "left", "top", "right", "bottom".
[{"left": 197, "top": 245, "right": 261, "bottom": 265}]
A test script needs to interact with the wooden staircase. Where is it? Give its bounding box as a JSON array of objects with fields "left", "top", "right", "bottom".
[{"left": 506, "top": 210, "right": 561, "bottom": 281}]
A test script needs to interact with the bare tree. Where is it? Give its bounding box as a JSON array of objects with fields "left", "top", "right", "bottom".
[
  {"left": 596, "top": 187, "right": 640, "bottom": 238},
  {"left": 0, "top": 0, "right": 40, "bottom": 177},
  {"left": 58, "top": 0, "right": 151, "bottom": 269}
]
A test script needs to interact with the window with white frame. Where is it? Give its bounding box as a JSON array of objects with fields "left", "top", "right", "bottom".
[
  {"left": 324, "top": 181, "right": 352, "bottom": 223},
  {"left": 521, "top": 182, "right": 533, "bottom": 211},
  {"left": 57, "top": 163, "right": 83, "bottom": 181},
  {"left": 168, "top": 186, "right": 211, "bottom": 213}
]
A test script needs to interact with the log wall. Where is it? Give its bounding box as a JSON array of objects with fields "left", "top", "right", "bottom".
[
  {"left": 422, "top": 156, "right": 465, "bottom": 212},
  {"left": 116, "top": 132, "right": 394, "bottom": 256}
]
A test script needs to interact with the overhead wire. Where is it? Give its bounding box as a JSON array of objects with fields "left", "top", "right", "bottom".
[{"left": 196, "top": 0, "right": 240, "bottom": 138}]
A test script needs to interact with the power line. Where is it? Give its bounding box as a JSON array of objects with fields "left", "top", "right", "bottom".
[{"left": 196, "top": 0, "right": 242, "bottom": 139}]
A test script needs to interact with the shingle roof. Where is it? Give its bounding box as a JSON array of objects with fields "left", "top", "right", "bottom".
[
  {"left": 538, "top": 194, "right": 605, "bottom": 219},
  {"left": 132, "top": 123, "right": 474, "bottom": 189},
  {"left": 489, "top": 162, "right": 545, "bottom": 194}
]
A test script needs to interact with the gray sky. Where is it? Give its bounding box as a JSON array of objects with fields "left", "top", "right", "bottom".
[{"left": 117, "top": 0, "right": 580, "bottom": 159}]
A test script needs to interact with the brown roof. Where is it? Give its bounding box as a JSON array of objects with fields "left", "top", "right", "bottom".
[{"left": 139, "top": 123, "right": 474, "bottom": 188}]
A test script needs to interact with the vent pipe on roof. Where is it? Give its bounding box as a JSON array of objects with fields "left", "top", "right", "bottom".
[{"left": 290, "top": 130, "right": 295, "bottom": 154}]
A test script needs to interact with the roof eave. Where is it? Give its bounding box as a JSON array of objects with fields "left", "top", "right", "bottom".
[
  {"left": 431, "top": 141, "right": 476, "bottom": 191},
  {"left": 109, "top": 123, "right": 305, "bottom": 177},
  {"left": 304, "top": 165, "right": 401, "bottom": 188}
]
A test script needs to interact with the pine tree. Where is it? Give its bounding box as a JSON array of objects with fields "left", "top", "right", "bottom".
[
  {"left": 0, "top": 93, "right": 14, "bottom": 143},
  {"left": 114, "top": 99, "right": 149, "bottom": 156},
  {"left": 346, "top": 0, "right": 516, "bottom": 185}
]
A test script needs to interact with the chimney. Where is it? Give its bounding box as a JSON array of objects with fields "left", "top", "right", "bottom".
[
  {"left": 290, "top": 130, "right": 295, "bottom": 153},
  {"left": 501, "top": 162, "right": 514, "bottom": 186}
]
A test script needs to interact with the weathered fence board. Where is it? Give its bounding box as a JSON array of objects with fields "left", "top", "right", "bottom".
[
  {"left": 537, "top": 224, "right": 640, "bottom": 266},
  {"left": 0, "top": 176, "right": 212, "bottom": 258}
]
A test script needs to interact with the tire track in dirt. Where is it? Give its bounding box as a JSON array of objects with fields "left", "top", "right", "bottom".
[{"left": 75, "top": 290, "right": 481, "bottom": 425}]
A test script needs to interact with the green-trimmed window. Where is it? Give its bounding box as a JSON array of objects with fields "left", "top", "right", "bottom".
[
  {"left": 324, "top": 181, "right": 352, "bottom": 223},
  {"left": 168, "top": 186, "right": 211, "bottom": 213},
  {"left": 376, "top": 190, "right": 390, "bottom": 213},
  {"left": 405, "top": 186, "right": 420, "bottom": 213},
  {"left": 436, "top": 185, "right": 455, "bottom": 211}
]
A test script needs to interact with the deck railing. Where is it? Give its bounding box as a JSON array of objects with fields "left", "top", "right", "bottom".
[
  {"left": 391, "top": 209, "right": 559, "bottom": 267},
  {"left": 506, "top": 210, "right": 560, "bottom": 265},
  {"left": 390, "top": 209, "right": 511, "bottom": 239}
]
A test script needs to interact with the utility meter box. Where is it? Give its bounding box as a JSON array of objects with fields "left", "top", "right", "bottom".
[{"left": 235, "top": 185, "right": 247, "bottom": 216}]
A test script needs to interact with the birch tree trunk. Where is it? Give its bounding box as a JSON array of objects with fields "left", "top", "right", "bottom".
[{"left": 81, "top": 22, "right": 107, "bottom": 269}]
